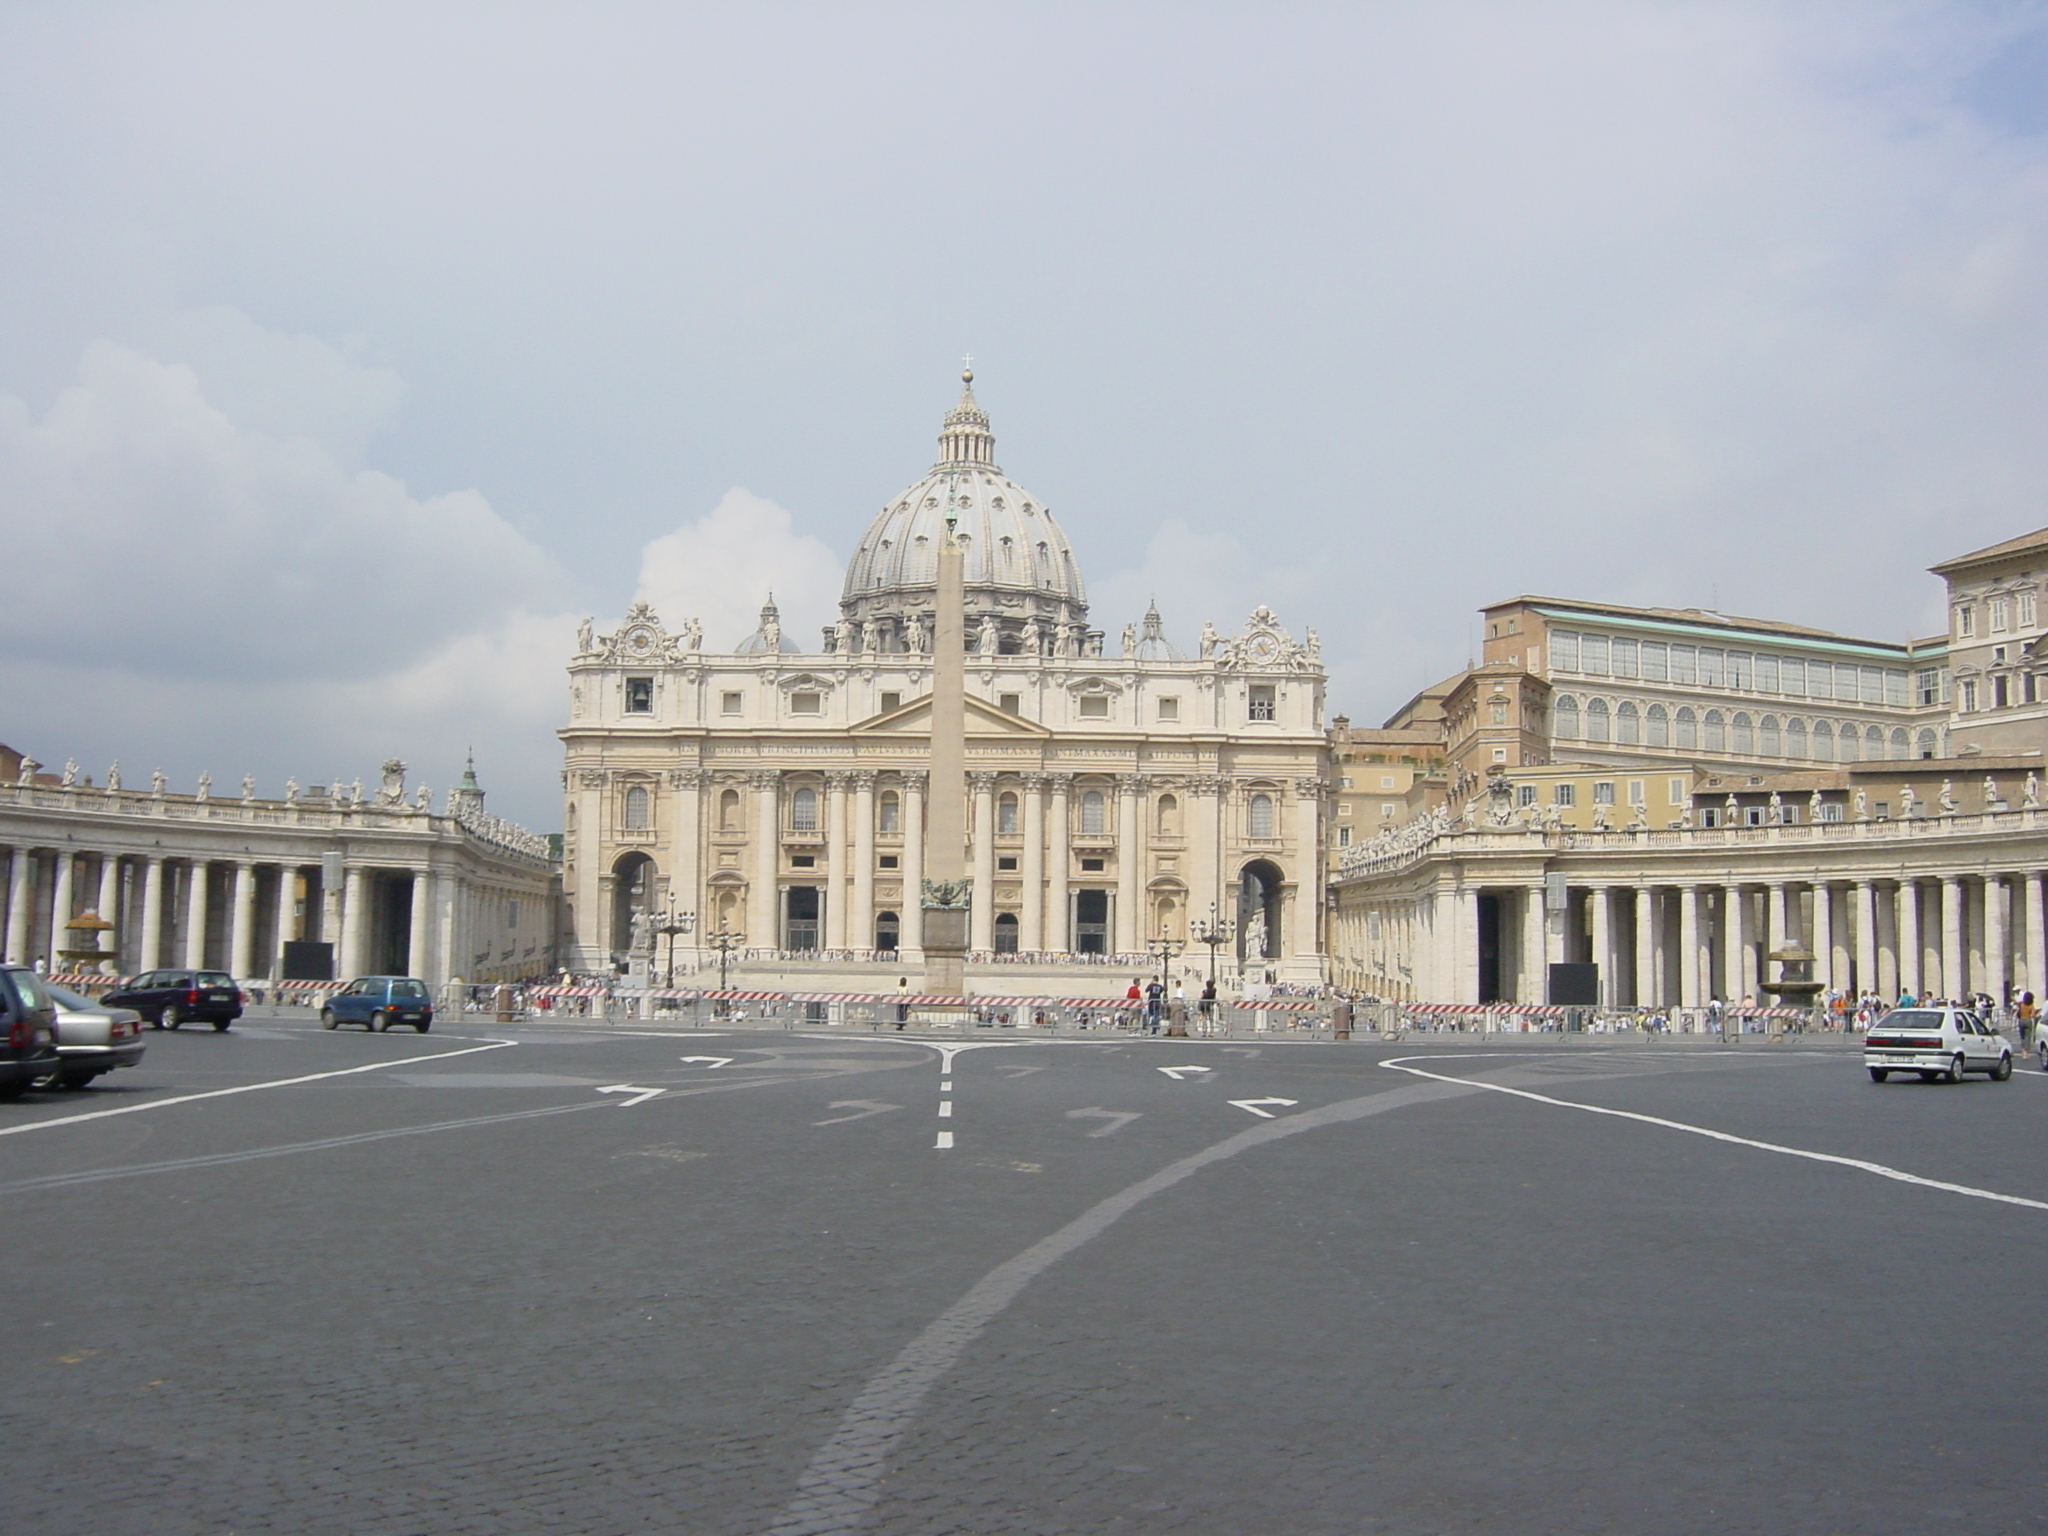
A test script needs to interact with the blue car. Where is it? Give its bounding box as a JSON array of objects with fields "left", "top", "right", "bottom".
[{"left": 321, "top": 976, "right": 434, "bottom": 1033}]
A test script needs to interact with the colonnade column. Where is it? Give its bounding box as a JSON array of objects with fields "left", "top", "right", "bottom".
[
  {"left": 51, "top": 853, "right": 75, "bottom": 964},
  {"left": 1114, "top": 776, "right": 1143, "bottom": 956},
  {"left": 824, "top": 772, "right": 850, "bottom": 951},
  {"left": 1634, "top": 887, "right": 1657, "bottom": 1006},
  {"left": 1588, "top": 886, "right": 1612, "bottom": 1007},
  {"left": 1679, "top": 885, "right": 1701, "bottom": 1007},
  {"left": 95, "top": 856, "right": 122, "bottom": 970},
  {"left": 139, "top": 856, "right": 165, "bottom": 972},
  {"left": 1813, "top": 884, "right": 1836, "bottom": 995},
  {"left": 273, "top": 865, "right": 297, "bottom": 978},
  {"left": 749, "top": 771, "right": 780, "bottom": 952},
  {"left": 1768, "top": 884, "right": 1790, "bottom": 969},
  {"left": 340, "top": 865, "right": 366, "bottom": 980},
  {"left": 1985, "top": 876, "right": 2009, "bottom": 1003},
  {"left": 5, "top": 849, "right": 32, "bottom": 964},
  {"left": 184, "top": 861, "right": 211, "bottom": 970},
  {"left": 850, "top": 773, "right": 876, "bottom": 955},
  {"left": 433, "top": 873, "right": 456, "bottom": 989},
  {"left": 900, "top": 773, "right": 926, "bottom": 959},
  {"left": 1455, "top": 885, "right": 1480, "bottom": 1005},
  {"left": 2027, "top": 874, "right": 2046, "bottom": 1002},
  {"left": 1854, "top": 880, "right": 1879, "bottom": 997},
  {"left": 1897, "top": 880, "right": 1923, "bottom": 1000},
  {"left": 969, "top": 773, "right": 996, "bottom": 953},
  {"left": 1941, "top": 875, "right": 1966, "bottom": 998},
  {"left": 408, "top": 869, "right": 433, "bottom": 979},
  {"left": 1722, "top": 885, "right": 1745, "bottom": 1002},
  {"left": 1522, "top": 884, "right": 1547, "bottom": 1003},
  {"left": 1044, "top": 776, "right": 1070, "bottom": 954},
  {"left": 1019, "top": 776, "right": 1045, "bottom": 954},
  {"left": 230, "top": 862, "right": 257, "bottom": 979}
]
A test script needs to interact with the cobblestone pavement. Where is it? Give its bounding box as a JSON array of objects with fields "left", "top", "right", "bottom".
[{"left": 6, "top": 1016, "right": 2047, "bottom": 1534}]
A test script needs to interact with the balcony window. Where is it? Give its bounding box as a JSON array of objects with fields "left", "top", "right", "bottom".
[{"left": 1247, "top": 685, "right": 1276, "bottom": 722}]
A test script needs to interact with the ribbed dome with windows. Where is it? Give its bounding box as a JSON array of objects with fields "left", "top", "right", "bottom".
[{"left": 837, "top": 371, "right": 1096, "bottom": 656}]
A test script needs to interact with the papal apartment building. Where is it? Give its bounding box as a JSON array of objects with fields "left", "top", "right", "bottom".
[
  {"left": 560, "top": 374, "right": 1330, "bottom": 990},
  {"left": 1331, "top": 527, "right": 2048, "bottom": 1009}
]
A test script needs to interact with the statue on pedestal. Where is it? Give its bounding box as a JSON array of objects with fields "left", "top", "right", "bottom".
[
  {"left": 2026, "top": 771, "right": 2041, "bottom": 809},
  {"left": 1940, "top": 778, "right": 1959, "bottom": 814},
  {"left": 196, "top": 771, "right": 212, "bottom": 802},
  {"left": 1199, "top": 621, "right": 1221, "bottom": 660},
  {"left": 61, "top": 760, "right": 78, "bottom": 787},
  {"left": 106, "top": 763, "right": 121, "bottom": 792},
  {"left": 150, "top": 768, "right": 166, "bottom": 796},
  {"left": 241, "top": 774, "right": 256, "bottom": 801},
  {"left": 284, "top": 777, "right": 299, "bottom": 804},
  {"left": 576, "top": 617, "right": 594, "bottom": 655},
  {"left": 682, "top": 617, "right": 703, "bottom": 652}
]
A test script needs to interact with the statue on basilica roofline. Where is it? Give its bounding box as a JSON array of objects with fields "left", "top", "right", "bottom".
[
  {"left": 106, "top": 763, "right": 121, "bottom": 792},
  {"left": 1199, "top": 621, "right": 1221, "bottom": 660},
  {"left": 1985, "top": 774, "right": 2002, "bottom": 809},
  {"left": 976, "top": 617, "right": 998, "bottom": 655},
  {"left": 285, "top": 777, "right": 299, "bottom": 804},
  {"left": 1900, "top": 783, "right": 1920, "bottom": 818},
  {"left": 150, "top": 767, "right": 166, "bottom": 795},
  {"left": 241, "top": 774, "right": 256, "bottom": 801},
  {"left": 1021, "top": 616, "right": 1043, "bottom": 656},
  {"left": 682, "top": 617, "right": 703, "bottom": 652},
  {"left": 61, "top": 759, "right": 78, "bottom": 787},
  {"left": 1120, "top": 623, "right": 1136, "bottom": 658},
  {"left": 576, "top": 617, "right": 594, "bottom": 655},
  {"left": 196, "top": 771, "right": 212, "bottom": 802},
  {"left": 906, "top": 612, "right": 928, "bottom": 653},
  {"left": 1939, "top": 778, "right": 1958, "bottom": 814},
  {"left": 2026, "top": 771, "right": 2041, "bottom": 810},
  {"left": 16, "top": 757, "right": 37, "bottom": 786}
]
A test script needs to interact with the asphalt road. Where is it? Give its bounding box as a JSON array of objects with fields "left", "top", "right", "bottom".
[{"left": 5, "top": 1015, "right": 2046, "bottom": 1535}]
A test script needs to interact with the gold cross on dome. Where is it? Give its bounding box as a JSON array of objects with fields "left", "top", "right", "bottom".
[{"left": 961, "top": 352, "right": 975, "bottom": 377}]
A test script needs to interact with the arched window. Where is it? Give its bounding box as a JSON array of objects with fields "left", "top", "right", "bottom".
[
  {"left": 874, "top": 911, "right": 900, "bottom": 952},
  {"left": 1760, "top": 715, "right": 1781, "bottom": 756},
  {"left": 1156, "top": 793, "right": 1180, "bottom": 837},
  {"left": 1616, "top": 701, "right": 1640, "bottom": 745},
  {"left": 1248, "top": 793, "right": 1276, "bottom": 838},
  {"left": 1916, "top": 727, "right": 1938, "bottom": 759},
  {"left": 993, "top": 912, "right": 1020, "bottom": 953},
  {"left": 1867, "top": 725, "right": 1885, "bottom": 758},
  {"left": 1675, "top": 707, "right": 1698, "bottom": 750},
  {"left": 1837, "top": 721, "right": 1860, "bottom": 762},
  {"left": 1786, "top": 717, "right": 1808, "bottom": 758},
  {"left": 1586, "top": 698, "right": 1610, "bottom": 742},
  {"left": 790, "top": 786, "right": 819, "bottom": 831},
  {"left": 1703, "top": 710, "right": 1725, "bottom": 753},
  {"left": 719, "top": 788, "right": 741, "bottom": 832},
  {"left": 997, "top": 792, "right": 1019, "bottom": 835},
  {"left": 1553, "top": 694, "right": 1581, "bottom": 739},
  {"left": 1813, "top": 720, "right": 1834, "bottom": 760},
  {"left": 1890, "top": 727, "right": 1909, "bottom": 760},
  {"left": 1731, "top": 712, "right": 1753, "bottom": 756},
  {"left": 622, "top": 784, "right": 651, "bottom": 831},
  {"left": 1646, "top": 703, "right": 1669, "bottom": 747},
  {"left": 1080, "top": 790, "right": 1106, "bottom": 835},
  {"left": 878, "top": 791, "right": 900, "bottom": 834}
]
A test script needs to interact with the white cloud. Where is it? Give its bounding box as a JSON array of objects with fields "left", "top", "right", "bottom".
[
  {"left": 1090, "top": 520, "right": 1320, "bottom": 658},
  {"left": 633, "top": 488, "right": 844, "bottom": 651}
]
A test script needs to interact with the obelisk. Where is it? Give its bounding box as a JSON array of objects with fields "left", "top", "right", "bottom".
[{"left": 920, "top": 458, "right": 972, "bottom": 998}]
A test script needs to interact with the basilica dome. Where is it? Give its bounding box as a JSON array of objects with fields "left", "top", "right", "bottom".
[{"left": 838, "top": 373, "right": 1093, "bottom": 652}]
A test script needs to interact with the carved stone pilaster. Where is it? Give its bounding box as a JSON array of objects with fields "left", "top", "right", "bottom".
[
  {"left": 746, "top": 770, "right": 782, "bottom": 791},
  {"left": 577, "top": 770, "right": 607, "bottom": 789},
  {"left": 666, "top": 769, "right": 707, "bottom": 790},
  {"left": 850, "top": 770, "right": 880, "bottom": 793},
  {"left": 967, "top": 771, "right": 1001, "bottom": 793}
]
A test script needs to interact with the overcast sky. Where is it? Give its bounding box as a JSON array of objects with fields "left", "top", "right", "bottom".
[{"left": 3, "top": 2, "right": 2044, "bottom": 828}]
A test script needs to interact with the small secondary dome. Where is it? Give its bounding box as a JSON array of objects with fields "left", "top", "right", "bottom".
[{"left": 839, "top": 371, "right": 1093, "bottom": 653}]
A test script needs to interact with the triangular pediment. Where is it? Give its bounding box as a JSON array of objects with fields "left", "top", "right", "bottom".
[{"left": 850, "top": 693, "right": 1052, "bottom": 738}]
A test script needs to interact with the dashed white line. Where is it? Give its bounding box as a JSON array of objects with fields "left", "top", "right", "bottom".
[
  {"left": 937, "top": 1101, "right": 953, "bottom": 1118},
  {"left": 934, "top": 1130, "right": 954, "bottom": 1149},
  {"left": 1381, "top": 1054, "right": 2048, "bottom": 1214}
]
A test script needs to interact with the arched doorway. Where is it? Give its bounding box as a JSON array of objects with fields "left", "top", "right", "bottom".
[
  {"left": 611, "top": 852, "right": 656, "bottom": 970},
  {"left": 1236, "top": 860, "right": 1283, "bottom": 969}
]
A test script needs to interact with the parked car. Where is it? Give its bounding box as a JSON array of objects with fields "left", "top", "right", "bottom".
[
  {"left": 322, "top": 977, "right": 434, "bottom": 1033},
  {"left": 0, "top": 964, "right": 62, "bottom": 1100},
  {"left": 100, "top": 970, "right": 243, "bottom": 1031},
  {"left": 37, "top": 981, "right": 147, "bottom": 1090},
  {"left": 1865, "top": 1007, "right": 2014, "bottom": 1083}
]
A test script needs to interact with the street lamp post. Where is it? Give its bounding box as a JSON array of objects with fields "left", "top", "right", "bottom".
[
  {"left": 705, "top": 923, "right": 746, "bottom": 1014},
  {"left": 1146, "top": 925, "right": 1186, "bottom": 1035},
  {"left": 1192, "top": 902, "right": 1235, "bottom": 990},
  {"left": 656, "top": 902, "right": 697, "bottom": 989}
]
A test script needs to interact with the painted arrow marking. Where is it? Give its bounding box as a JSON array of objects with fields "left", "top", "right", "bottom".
[
  {"left": 1220, "top": 1046, "right": 1263, "bottom": 1058},
  {"left": 1156, "top": 1065, "right": 1212, "bottom": 1080},
  {"left": 1228, "top": 1097, "right": 1298, "bottom": 1119},
  {"left": 598, "top": 1085, "right": 665, "bottom": 1107},
  {"left": 813, "top": 1101, "right": 902, "bottom": 1126},
  {"left": 1066, "top": 1107, "right": 1142, "bottom": 1138},
  {"left": 997, "top": 1064, "right": 1047, "bottom": 1078},
  {"left": 677, "top": 1056, "right": 735, "bottom": 1068}
]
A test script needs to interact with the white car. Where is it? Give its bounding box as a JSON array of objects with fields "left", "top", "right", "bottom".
[{"left": 1865, "top": 1007, "right": 2014, "bottom": 1084}]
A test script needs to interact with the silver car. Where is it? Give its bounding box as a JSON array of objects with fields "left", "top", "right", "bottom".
[
  {"left": 1865, "top": 1007, "right": 2014, "bottom": 1084},
  {"left": 37, "top": 982, "right": 147, "bottom": 1090}
]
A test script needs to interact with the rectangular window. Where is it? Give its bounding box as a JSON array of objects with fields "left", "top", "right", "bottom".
[
  {"left": 998, "top": 692, "right": 1021, "bottom": 714},
  {"left": 880, "top": 691, "right": 902, "bottom": 712},
  {"left": 1156, "top": 696, "right": 1179, "bottom": 722},
  {"left": 789, "top": 691, "right": 822, "bottom": 715},
  {"left": 1780, "top": 657, "right": 1805, "bottom": 697},
  {"left": 1957, "top": 606, "right": 1975, "bottom": 637},
  {"left": 1517, "top": 785, "right": 1537, "bottom": 807},
  {"left": 1961, "top": 679, "right": 1979, "bottom": 711},
  {"left": 1593, "top": 782, "right": 1615, "bottom": 805},
  {"left": 1916, "top": 668, "right": 1941, "bottom": 706},
  {"left": 1337, "top": 826, "right": 1351, "bottom": 846},
  {"left": 720, "top": 691, "right": 743, "bottom": 715},
  {"left": 1339, "top": 776, "right": 1354, "bottom": 788},
  {"left": 1640, "top": 641, "right": 1668, "bottom": 681},
  {"left": 506, "top": 900, "right": 519, "bottom": 930},
  {"left": 1079, "top": 694, "right": 1110, "bottom": 719},
  {"left": 1726, "top": 652, "right": 1751, "bottom": 690},
  {"left": 1700, "top": 807, "right": 1720, "bottom": 828},
  {"left": 1627, "top": 780, "right": 1645, "bottom": 805},
  {"left": 1698, "top": 648, "right": 1724, "bottom": 688},
  {"left": 624, "top": 676, "right": 654, "bottom": 713},
  {"left": 1820, "top": 802, "right": 1844, "bottom": 823},
  {"left": 1668, "top": 778, "right": 1687, "bottom": 803},
  {"left": 791, "top": 854, "right": 816, "bottom": 868},
  {"left": 1670, "top": 645, "right": 1697, "bottom": 685},
  {"left": 1381, "top": 803, "right": 1397, "bottom": 817},
  {"left": 1247, "top": 684, "right": 1276, "bottom": 721},
  {"left": 1079, "top": 857, "right": 1105, "bottom": 872},
  {"left": 1884, "top": 670, "right": 1908, "bottom": 707},
  {"left": 1755, "top": 654, "right": 1779, "bottom": 693},
  {"left": 1380, "top": 775, "right": 1395, "bottom": 788},
  {"left": 1857, "top": 667, "right": 1880, "bottom": 704},
  {"left": 1580, "top": 634, "right": 1610, "bottom": 675},
  {"left": 1611, "top": 637, "right": 1638, "bottom": 677},
  {"left": 2021, "top": 591, "right": 2038, "bottom": 628},
  {"left": 997, "top": 856, "right": 1018, "bottom": 871},
  {"left": 1553, "top": 783, "right": 1577, "bottom": 807},
  {"left": 1552, "top": 631, "right": 1580, "bottom": 671},
  {"left": 1781, "top": 803, "right": 1799, "bottom": 824},
  {"left": 879, "top": 854, "right": 899, "bottom": 869},
  {"left": 1990, "top": 596, "right": 2010, "bottom": 632}
]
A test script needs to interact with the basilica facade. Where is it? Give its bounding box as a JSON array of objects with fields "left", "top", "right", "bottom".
[{"left": 560, "top": 375, "right": 1329, "bottom": 989}]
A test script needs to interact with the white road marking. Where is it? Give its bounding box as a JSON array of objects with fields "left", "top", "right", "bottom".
[
  {"left": 937, "top": 1101, "right": 953, "bottom": 1118},
  {"left": 1157, "top": 1065, "right": 1212, "bottom": 1080},
  {"left": 1228, "top": 1097, "right": 1299, "bottom": 1118},
  {"left": 940, "top": 1078, "right": 953, "bottom": 1090},
  {"left": 598, "top": 1085, "right": 666, "bottom": 1107},
  {"left": 1065, "top": 1107, "right": 1142, "bottom": 1137},
  {"left": 1382, "top": 1055, "right": 2048, "bottom": 1213},
  {"left": 678, "top": 1055, "right": 736, "bottom": 1068},
  {"left": 934, "top": 1130, "right": 954, "bottom": 1149},
  {"left": 0, "top": 1039, "right": 518, "bottom": 1139},
  {"left": 1220, "top": 1047, "right": 1262, "bottom": 1058},
  {"left": 813, "top": 1101, "right": 902, "bottom": 1125},
  {"left": 996, "top": 1064, "right": 1046, "bottom": 1078}
]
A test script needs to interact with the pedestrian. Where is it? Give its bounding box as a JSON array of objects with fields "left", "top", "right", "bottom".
[
  {"left": 895, "top": 975, "right": 910, "bottom": 1030},
  {"left": 1144, "top": 977, "right": 1166, "bottom": 1034},
  {"left": 2019, "top": 990, "right": 2038, "bottom": 1048},
  {"left": 1200, "top": 978, "right": 1217, "bottom": 1019}
]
